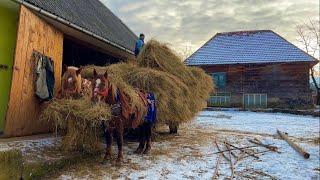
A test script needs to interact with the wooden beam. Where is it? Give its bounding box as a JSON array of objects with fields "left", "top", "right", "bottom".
[{"left": 277, "top": 130, "right": 310, "bottom": 159}]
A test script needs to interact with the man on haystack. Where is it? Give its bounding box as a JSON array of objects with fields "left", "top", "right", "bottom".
[{"left": 135, "top": 33, "right": 145, "bottom": 57}]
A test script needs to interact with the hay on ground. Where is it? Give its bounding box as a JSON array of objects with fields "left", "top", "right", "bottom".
[{"left": 41, "top": 98, "right": 111, "bottom": 153}]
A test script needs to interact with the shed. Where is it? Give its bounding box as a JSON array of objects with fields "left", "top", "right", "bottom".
[
  {"left": 185, "top": 30, "right": 319, "bottom": 109},
  {"left": 0, "top": 0, "right": 137, "bottom": 137}
]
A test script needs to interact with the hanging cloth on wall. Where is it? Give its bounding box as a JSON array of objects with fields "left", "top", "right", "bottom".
[{"left": 34, "top": 51, "right": 55, "bottom": 101}]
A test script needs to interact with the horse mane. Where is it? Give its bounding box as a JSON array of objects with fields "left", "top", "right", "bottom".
[{"left": 105, "top": 75, "right": 148, "bottom": 129}]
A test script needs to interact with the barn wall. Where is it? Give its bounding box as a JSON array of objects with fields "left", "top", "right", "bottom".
[
  {"left": 203, "top": 62, "right": 313, "bottom": 108},
  {"left": 4, "top": 6, "right": 63, "bottom": 137},
  {"left": 0, "top": 2, "right": 19, "bottom": 132}
]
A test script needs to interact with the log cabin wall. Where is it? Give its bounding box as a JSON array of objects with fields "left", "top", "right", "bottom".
[
  {"left": 4, "top": 6, "right": 63, "bottom": 137},
  {"left": 203, "top": 62, "right": 313, "bottom": 108}
]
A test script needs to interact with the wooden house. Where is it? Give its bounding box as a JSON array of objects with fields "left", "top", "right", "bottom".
[
  {"left": 0, "top": 0, "right": 137, "bottom": 137},
  {"left": 185, "top": 30, "right": 319, "bottom": 109}
]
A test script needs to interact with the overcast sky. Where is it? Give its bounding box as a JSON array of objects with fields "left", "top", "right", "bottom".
[{"left": 101, "top": 0, "right": 319, "bottom": 57}]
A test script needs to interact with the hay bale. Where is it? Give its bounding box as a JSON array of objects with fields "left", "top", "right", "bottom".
[{"left": 41, "top": 98, "right": 111, "bottom": 153}]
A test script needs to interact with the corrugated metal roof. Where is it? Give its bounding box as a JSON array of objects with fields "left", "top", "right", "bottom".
[
  {"left": 22, "top": 0, "right": 137, "bottom": 52},
  {"left": 185, "top": 30, "right": 318, "bottom": 66}
]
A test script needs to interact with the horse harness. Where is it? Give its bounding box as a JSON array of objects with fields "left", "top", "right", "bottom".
[{"left": 95, "top": 86, "right": 123, "bottom": 130}]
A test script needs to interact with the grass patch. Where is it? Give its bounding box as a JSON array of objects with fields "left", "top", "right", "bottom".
[
  {"left": 0, "top": 149, "right": 101, "bottom": 180},
  {"left": 0, "top": 150, "right": 23, "bottom": 180}
]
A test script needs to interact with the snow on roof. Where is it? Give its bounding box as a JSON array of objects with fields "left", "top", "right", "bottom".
[{"left": 185, "top": 30, "right": 318, "bottom": 66}]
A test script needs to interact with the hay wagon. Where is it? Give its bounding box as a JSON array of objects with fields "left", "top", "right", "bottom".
[{"left": 0, "top": 0, "right": 138, "bottom": 137}]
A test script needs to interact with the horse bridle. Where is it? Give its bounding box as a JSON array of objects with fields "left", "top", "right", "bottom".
[
  {"left": 93, "top": 79, "right": 111, "bottom": 101},
  {"left": 93, "top": 87, "right": 108, "bottom": 98}
]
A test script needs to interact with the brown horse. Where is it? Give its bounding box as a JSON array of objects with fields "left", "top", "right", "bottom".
[
  {"left": 60, "top": 65, "right": 91, "bottom": 98},
  {"left": 92, "top": 69, "right": 155, "bottom": 165}
]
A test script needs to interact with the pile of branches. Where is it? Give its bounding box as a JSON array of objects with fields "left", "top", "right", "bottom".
[{"left": 213, "top": 138, "right": 279, "bottom": 179}]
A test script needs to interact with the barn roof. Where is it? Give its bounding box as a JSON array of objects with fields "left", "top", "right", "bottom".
[
  {"left": 185, "top": 30, "right": 318, "bottom": 66},
  {"left": 19, "top": 0, "right": 137, "bottom": 53}
]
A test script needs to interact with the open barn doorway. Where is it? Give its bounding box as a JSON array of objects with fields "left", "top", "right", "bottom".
[{"left": 63, "top": 36, "right": 121, "bottom": 67}]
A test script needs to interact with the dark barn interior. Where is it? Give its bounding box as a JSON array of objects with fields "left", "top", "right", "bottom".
[{"left": 63, "top": 37, "right": 120, "bottom": 67}]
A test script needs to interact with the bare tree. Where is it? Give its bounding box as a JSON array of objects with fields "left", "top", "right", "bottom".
[
  {"left": 296, "top": 19, "right": 320, "bottom": 105},
  {"left": 180, "top": 45, "right": 193, "bottom": 61}
]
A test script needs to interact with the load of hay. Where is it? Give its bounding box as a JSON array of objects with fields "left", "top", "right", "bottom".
[
  {"left": 42, "top": 40, "right": 214, "bottom": 152},
  {"left": 82, "top": 40, "right": 214, "bottom": 126}
]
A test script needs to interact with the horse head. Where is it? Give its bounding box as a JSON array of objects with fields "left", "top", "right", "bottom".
[
  {"left": 92, "top": 69, "right": 115, "bottom": 104},
  {"left": 61, "top": 65, "right": 82, "bottom": 98}
]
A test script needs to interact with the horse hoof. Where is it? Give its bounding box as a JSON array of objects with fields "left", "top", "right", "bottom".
[
  {"left": 134, "top": 149, "right": 143, "bottom": 154},
  {"left": 143, "top": 149, "right": 150, "bottom": 154},
  {"left": 101, "top": 159, "right": 108, "bottom": 165},
  {"left": 101, "top": 156, "right": 112, "bottom": 165},
  {"left": 116, "top": 159, "right": 123, "bottom": 167}
]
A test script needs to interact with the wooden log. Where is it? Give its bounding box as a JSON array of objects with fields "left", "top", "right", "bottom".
[
  {"left": 248, "top": 139, "right": 279, "bottom": 153},
  {"left": 277, "top": 129, "right": 310, "bottom": 159}
]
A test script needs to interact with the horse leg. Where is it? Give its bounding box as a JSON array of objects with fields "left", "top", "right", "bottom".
[
  {"left": 114, "top": 118, "right": 124, "bottom": 165},
  {"left": 143, "top": 122, "right": 152, "bottom": 154},
  {"left": 134, "top": 123, "right": 146, "bottom": 154},
  {"left": 102, "top": 122, "right": 113, "bottom": 164}
]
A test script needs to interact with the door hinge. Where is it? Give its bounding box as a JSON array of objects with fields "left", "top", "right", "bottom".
[{"left": 0, "top": 64, "right": 8, "bottom": 71}]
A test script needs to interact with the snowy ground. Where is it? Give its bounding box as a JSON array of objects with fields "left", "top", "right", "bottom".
[
  {"left": 1, "top": 111, "right": 319, "bottom": 179},
  {"left": 198, "top": 110, "right": 320, "bottom": 139},
  {"left": 51, "top": 110, "right": 320, "bottom": 180},
  {"left": 0, "top": 135, "right": 61, "bottom": 162}
]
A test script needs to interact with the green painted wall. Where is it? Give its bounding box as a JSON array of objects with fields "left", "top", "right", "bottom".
[{"left": 0, "top": 2, "right": 19, "bottom": 132}]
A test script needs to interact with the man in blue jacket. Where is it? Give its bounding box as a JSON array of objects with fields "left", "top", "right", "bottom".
[{"left": 135, "top": 33, "right": 145, "bottom": 57}]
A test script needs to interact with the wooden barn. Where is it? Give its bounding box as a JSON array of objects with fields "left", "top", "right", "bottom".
[
  {"left": 185, "top": 30, "right": 319, "bottom": 109},
  {"left": 0, "top": 0, "right": 137, "bottom": 137}
]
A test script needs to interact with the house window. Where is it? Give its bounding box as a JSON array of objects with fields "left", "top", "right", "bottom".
[
  {"left": 212, "top": 72, "right": 226, "bottom": 88},
  {"left": 243, "top": 94, "right": 267, "bottom": 109},
  {"left": 208, "top": 93, "right": 231, "bottom": 107}
]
